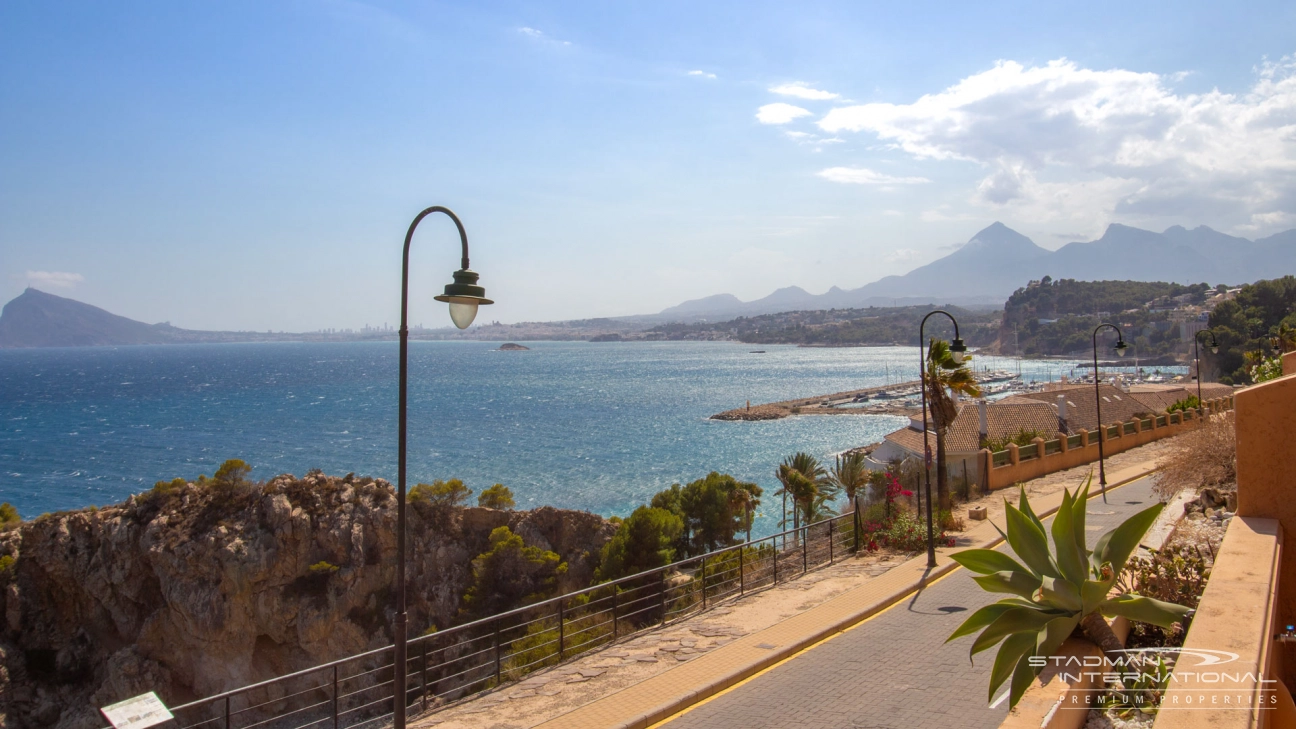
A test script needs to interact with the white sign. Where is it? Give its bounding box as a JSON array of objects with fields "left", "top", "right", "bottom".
[{"left": 100, "top": 692, "right": 173, "bottom": 729}]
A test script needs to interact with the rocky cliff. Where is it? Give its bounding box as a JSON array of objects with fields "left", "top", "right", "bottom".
[{"left": 0, "top": 472, "right": 615, "bottom": 729}]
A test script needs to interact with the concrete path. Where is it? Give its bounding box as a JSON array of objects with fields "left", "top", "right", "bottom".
[{"left": 653, "top": 477, "right": 1158, "bottom": 729}]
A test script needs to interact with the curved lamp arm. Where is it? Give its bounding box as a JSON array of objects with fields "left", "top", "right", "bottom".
[{"left": 918, "top": 309, "right": 964, "bottom": 569}]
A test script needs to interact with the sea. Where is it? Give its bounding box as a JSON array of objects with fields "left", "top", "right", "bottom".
[{"left": 0, "top": 341, "right": 1174, "bottom": 537}]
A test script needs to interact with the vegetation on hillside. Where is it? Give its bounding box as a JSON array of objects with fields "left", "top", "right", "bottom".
[
  {"left": 647, "top": 305, "right": 999, "bottom": 346},
  {"left": 1206, "top": 275, "right": 1296, "bottom": 383},
  {"left": 1000, "top": 278, "right": 1214, "bottom": 357}
]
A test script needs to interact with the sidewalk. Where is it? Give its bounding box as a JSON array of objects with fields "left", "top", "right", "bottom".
[
  {"left": 655, "top": 476, "right": 1158, "bottom": 729},
  {"left": 528, "top": 461, "right": 1160, "bottom": 729}
]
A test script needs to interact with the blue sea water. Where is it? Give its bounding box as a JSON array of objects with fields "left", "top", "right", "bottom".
[{"left": 0, "top": 341, "right": 1126, "bottom": 536}]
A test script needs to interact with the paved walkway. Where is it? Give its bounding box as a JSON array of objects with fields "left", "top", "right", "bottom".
[{"left": 654, "top": 477, "right": 1158, "bottom": 729}]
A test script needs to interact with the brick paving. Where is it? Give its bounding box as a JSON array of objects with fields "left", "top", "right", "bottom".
[{"left": 657, "top": 477, "right": 1158, "bottom": 729}]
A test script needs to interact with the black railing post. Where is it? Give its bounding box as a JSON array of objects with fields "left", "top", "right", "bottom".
[
  {"left": 493, "top": 619, "right": 502, "bottom": 684},
  {"left": 802, "top": 526, "right": 808, "bottom": 574},
  {"left": 773, "top": 540, "right": 779, "bottom": 584},
  {"left": 612, "top": 589, "right": 619, "bottom": 639},
  {"left": 829, "top": 519, "right": 834, "bottom": 564},
  {"left": 739, "top": 547, "right": 745, "bottom": 595},
  {"left": 225, "top": 696, "right": 231, "bottom": 729},
  {"left": 420, "top": 642, "right": 428, "bottom": 712},
  {"left": 558, "top": 598, "right": 565, "bottom": 660},
  {"left": 332, "top": 665, "right": 339, "bottom": 729},
  {"left": 659, "top": 570, "right": 668, "bottom": 625},
  {"left": 700, "top": 556, "right": 707, "bottom": 610}
]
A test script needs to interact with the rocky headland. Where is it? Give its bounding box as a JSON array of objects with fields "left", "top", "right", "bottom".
[{"left": 0, "top": 472, "right": 614, "bottom": 729}]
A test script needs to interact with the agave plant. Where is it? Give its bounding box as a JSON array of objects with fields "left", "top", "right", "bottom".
[{"left": 946, "top": 477, "right": 1192, "bottom": 709}]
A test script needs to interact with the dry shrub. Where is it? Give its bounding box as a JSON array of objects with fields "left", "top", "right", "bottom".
[{"left": 1153, "top": 412, "right": 1236, "bottom": 500}]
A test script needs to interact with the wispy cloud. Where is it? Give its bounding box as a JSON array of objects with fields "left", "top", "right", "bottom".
[
  {"left": 884, "top": 248, "right": 922, "bottom": 263},
  {"left": 816, "top": 167, "right": 930, "bottom": 185},
  {"left": 687, "top": 70, "right": 717, "bottom": 80},
  {"left": 518, "top": 26, "right": 571, "bottom": 46},
  {"left": 769, "top": 83, "right": 840, "bottom": 101},
  {"left": 817, "top": 55, "right": 1296, "bottom": 233},
  {"left": 756, "top": 103, "right": 813, "bottom": 125},
  {"left": 24, "top": 271, "right": 84, "bottom": 289}
]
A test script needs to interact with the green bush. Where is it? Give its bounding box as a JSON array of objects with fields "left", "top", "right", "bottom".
[
  {"left": 409, "top": 479, "right": 473, "bottom": 508},
  {"left": 461, "top": 526, "right": 567, "bottom": 620},
  {"left": 1166, "top": 395, "right": 1200, "bottom": 412},
  {"left": 308, "top": 561, "right": 340, "bottom": 575},
  {"left": 981, "top": 428, "right": 1046, "bottom": 453},
  {"left": 478, "top": 484, "right": 516, "bottom": 510},
  {"left": 0, "top": 555, "right": 14, "bottom": 573},
  {"left": 0, "top": 502, "right": 20, "bottom": 526},
  {"left": 597, "top": 506, "right": 684, "bottom": 581}
]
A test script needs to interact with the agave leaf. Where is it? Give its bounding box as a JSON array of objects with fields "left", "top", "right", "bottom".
[
  {"left": 1036, "top": 614, "right": 1081, "bottom": 661},
  {"left": 1081, "top": 575, "right": 1115, "bottom": 615},
  {"left": 1005, "top": 504, "right": 1060, "bottom": 578},
  {"left": 951, "top": 549, "right": 1035, "bottom": 577},
  {"left": 1050, "top": 489, "right": 1087, "bottom": 585},
  {"left": 1038, "top": 576, "right": 1083, "bottom": 612},
  {"left": 970, "top": 607, "right": 1058, "bottom": 657},
  {"left": 1100, "top": 594, "right": 1193, "bottom": 629},
  {"left": 1070, "top": 476, "right": 1091, "bottom": 557},
  {"left": 988, "top": 632, "right": 1035, "bottom": 702},
  {"left": 1019, "top": 486, "right": 1048, "bottom": 535},
  {"left": 1008, "top": 650, "right": 1039, "bottom": 710},
  {"left": 1091, "top": 503, "right": 1164, "bottom": 574},
  {"left": 948, "top": 602, "right": 1017, "bottom": 643},
  {"left": 973, "top": 570, "right": 1041, "bottom": 600}
]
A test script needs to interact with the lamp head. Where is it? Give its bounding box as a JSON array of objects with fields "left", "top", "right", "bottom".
[
  {"left": 949, "top": 337, "right": 968, "bottom": 364},
  {"left": 1114, "top": 340, "right": 1129, "bottom": 358},
  {"left": 433, "top": 269, "right": 494, "bottom": 329},
  {"left": 1210, "top": 344, "right": 1219, "bottom": 355}
]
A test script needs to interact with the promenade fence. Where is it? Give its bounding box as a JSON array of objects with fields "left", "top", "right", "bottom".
[{"left": 123, "top": 511, "right": 864, "bottom": 729}]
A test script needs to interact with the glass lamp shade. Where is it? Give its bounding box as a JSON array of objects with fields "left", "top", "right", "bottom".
[
  {"left": 448, "top": 301, "right": 479, "bottom": 329},
  {"left": 1114, "top": 341, "right": 1129, "bottom": 357},
  {"left": 1210, "top": 345, "right": 1220, "bottom": 355},
  {"left": 949, "top": 337, "right": 967, "bottom": 364},
  {"left": 433, "top": 268, "right": 493, "bottom": 330}
]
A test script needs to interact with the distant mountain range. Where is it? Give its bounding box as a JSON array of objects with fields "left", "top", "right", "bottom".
[{"left": 654, "top": 222, "right": 1296, "bottom": 320}]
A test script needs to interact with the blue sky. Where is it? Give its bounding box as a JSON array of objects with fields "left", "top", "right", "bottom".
[{"left": 2, "top": 1, "right": 1294, "bottom": 330}]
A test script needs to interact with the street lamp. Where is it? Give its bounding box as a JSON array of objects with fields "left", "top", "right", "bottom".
[
  {"left": 394, "top": 206, "right": 492, "bottom": 729},
  {"left": 1192, "top": 328, "right": 1219, "bottom": 407},
  {"left": 1091, "top": 323, "right": 1127, "bottom": 504},
  {"left": 918, "top": 310, "right": 967, "bottom": 569}
]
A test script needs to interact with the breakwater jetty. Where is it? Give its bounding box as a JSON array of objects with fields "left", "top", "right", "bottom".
[{"left": 711, "top": 380, "right": 925, "bottom": 420}]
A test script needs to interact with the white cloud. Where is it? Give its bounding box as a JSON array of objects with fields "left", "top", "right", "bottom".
[
  {"left": 884, "top": 248, "right": 922, "bottom": 263},
  {"left": 756, "top": 103, "right": 813, "bottom": 125},
  {"left": 817, "top": 55, "right": 1296, "bottom": 232},
  {"left": 517, "top": 27, "right": 571, "bottom": 46},
  {"left": 687, "top": 70, "right": 717, "bottom": 80},
  {"left": 769, "top": 83, "right": 840, "bottom": 101},
  {"left": 817, "top": 167, "right": 930, "bottom": 185},
  {"left": 24, "top": 271, "right": 84, "bottom": 289}
]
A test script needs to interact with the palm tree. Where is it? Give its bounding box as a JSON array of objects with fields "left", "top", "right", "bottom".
[
  {"left": 831, "top": 452, "right": 871, "bottom": 515},
  {"left": 925, "top": 338, "right": 981, "bottom": 512},
  {"left": 775, "top": 452, "right": 839, "bottom": 535}
]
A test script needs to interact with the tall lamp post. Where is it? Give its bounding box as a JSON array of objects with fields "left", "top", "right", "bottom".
[
  {"left": 918, "top": 310, "right": 967, "bottom": 569},
  {"left": 1192, "top": 328, "right": 1219, "bottom": 406},
  {"left": 395, "top": 206, "right": 493, "bottom": 729},
  {"left": 1091, "top": 323, "right": 1128, "bottom": 504}
]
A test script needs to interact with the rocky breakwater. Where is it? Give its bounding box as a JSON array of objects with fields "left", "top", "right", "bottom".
[{"left": 0, "top": 472, "right": 615, "bottom": 729}]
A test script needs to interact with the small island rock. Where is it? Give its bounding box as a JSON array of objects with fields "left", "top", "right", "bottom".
[{"left": 498, "top": 342, "right": 530, "bottom": 350}]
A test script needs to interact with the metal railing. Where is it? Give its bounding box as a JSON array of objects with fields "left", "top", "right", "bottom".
[{"left": 135, "top": 511, "right": 862, "bottom": 729}]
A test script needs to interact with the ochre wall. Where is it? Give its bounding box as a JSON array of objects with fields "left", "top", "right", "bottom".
[
  {"left": 980, "top": 399, "right": 1232, "bottom": 491},
  {"left": 1235, "top": 370, "right": 1296, "bottom": 691}
]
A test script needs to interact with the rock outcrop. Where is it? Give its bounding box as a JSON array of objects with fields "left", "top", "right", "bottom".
[{"left": 0, "top": 473, "right": 615, "bottom": 729}]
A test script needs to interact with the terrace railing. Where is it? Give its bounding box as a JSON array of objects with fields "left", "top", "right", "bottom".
[{"left": 126, "top": 511, "right": 862, "bottom": 729}]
